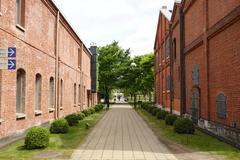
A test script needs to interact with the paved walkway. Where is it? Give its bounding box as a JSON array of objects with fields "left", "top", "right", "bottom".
[{"left": 71, "top": 104, "right": 177, "bottom": 160}]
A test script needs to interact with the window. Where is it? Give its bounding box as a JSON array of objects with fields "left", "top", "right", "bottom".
[
  {"left": 78, "top": 84, "right": 81, "bottom": 104},
  {"left": 16, "top": 0, "right": 25, "bottom": 27},
  {"left": 0, "top": 0, "right": 2, "bottom": 13},
  {"left": 49, "top": 77, "right": 54, "bottom": 109},
  {"left": 161, "top": 44, "right": 165, "bottom": 61},
  {"left": 192, "top": 64, "right": 199, "bottom": 85},
  {"left": 16, "top": 69, "right": 26, "bottom": 115},
  {"left": 74, "top": 83, "right": 77, "bottom": 105},
  {"left": 216, "top": 93, "right": 227, "bottom": 118},
  {"left": 83, "top": 86, "right": 86, "bottom": 103},
  {"left": 60, "top": 79, "right": 63, "bottom": 107},
  {"left": 167, "top": 75, "right": 171, "bottom": 91},
  {"left": 78, "top": 48, "right": 82, "bottom": 68},
  {"left": 173, "top": 38, "right": 176, "bottom": 63},
  {"left": 34, "top": 74, "right": 42, "bottom": 111},
  {"left": 166, "top": 37, "right": 170, "bottom": 58},
  {"left": 155, "top": 51, "right": 158, "bottom": 68}
]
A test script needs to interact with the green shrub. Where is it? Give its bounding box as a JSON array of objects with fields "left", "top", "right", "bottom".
[
  {"left": 157, "top": 110, "right": 169, "bottom": 120},
  {"left": 95, "top": 104, "right": 105, "bottom": 111},
  {"left": 152, "top": 108, "right": 161, "bottom": 116},
  {"left": 147, "top": 106, "right": 155, "bottom": 113},
  {"left": 76, "top": 112, "right": 85, "bottom": 120},
  {"left": 165, "top": 114, "right": 178, "bottom": 125},
  {"left": 25, "top": 127, "right": 50, "bottom": 149},
  {"left": 82, "top": 109, "right": 91, "bottom": 116},
  {"left": 65, "top": 113, "right": 79, "bottom": 126},
  {"left": 50, "top": 118, "right": 69, "bottom": 134},
  {"left": 89, "top": 108, "right": 95, "bottom": 114},
  {"left": 174, "top": 118, "right": 195, "bottom": 134}
]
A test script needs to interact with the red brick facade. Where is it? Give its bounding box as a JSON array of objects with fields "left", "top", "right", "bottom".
[
  {"left": 154, "top": 0, "right": 240, "bottom": 146},
  {"left": 0, "top": 0, "right": 97, "bottom": 141}
]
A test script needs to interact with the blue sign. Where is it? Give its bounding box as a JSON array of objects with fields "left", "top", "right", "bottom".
[
  {"left": 8, "top": 60, "right": 16, "bottom": 70},
  {"left": 8, "top": 47, "right": 16, "bottom": 58}
]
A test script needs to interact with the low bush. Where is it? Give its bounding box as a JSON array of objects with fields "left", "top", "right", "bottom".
[
  {"left": 174, "top": 118, "right": 195, "bottom": 134},
  {"left": 147, "top": 106, "right": 155, "bottom": 113},
  {"left": 165, "top": 114, "right": 178, "bottom": 125},
  {"left": 76, "top": 112, "right": 85, "bottom": 120},
  {"left": 50, "top": 118, "right": 69, "bottom": 134},
  {"left": 152, "top": 108, "right": 161, "bottom": 116},
  {"left": 157, "top": 110, "right": 169, "bottom": 120},
  {"left": 25, "top": 127, "right": 50, "bottom": 149},
  {"left": 89, "top": 108, "right": 95, "bottom": 114},
  {"left": 65, "top": 113, "right": 79, "bottom": 126},
  {"left": 82, "top": 109, "right": 91, "bottom": 117}
]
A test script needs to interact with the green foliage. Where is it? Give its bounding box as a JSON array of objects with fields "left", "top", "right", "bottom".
[
  {"left": 174, "top": 118, "right": 195, "bottom": 134},
  {"left": 98, "top": 41, "right": 131, "bottom": 108},
  {"left": 25, "top": 127, "right": 49, "bottom": 149},
  {"left": 157, "top": 110, "right": 169, "bottom": 120},
  {"left": 82, "top": 109, "right": 91, "bottom": 117},
  {"left": 50, "top": 118, "right": 69, "bottom": 134},
  {"left": 152, "top": 108, "right": 161, "bottom": 116},
  {"left": 165, "top": 114, "right": 178, "bottom": 125},
  {"left": 65, "top": 113, "right": 79, "bottom": 126},
  {"left": 76, "top": 112, "right": 85, "bottom": 120},
  {"left": 94, "top": 104, "right": 105, "bottom": 112},
  {"left": 147, "top": 106, "right": 155, "bottom": 113},
  {"left": 88, "top": 108, "right": 95, "bottom": 114}
]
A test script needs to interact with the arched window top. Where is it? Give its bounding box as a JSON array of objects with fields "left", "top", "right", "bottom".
[
  {"left": 36, "top": 73, "right": 41, "bottom": 78},
  {"left": 216, "top": 93, "right": 227, "bottom": 118},
  {"left": 17, "top": 68, "right": 26, "bottom": 75}
]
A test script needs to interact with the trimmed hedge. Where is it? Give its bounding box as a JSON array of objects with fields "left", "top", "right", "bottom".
[
  {"left": 65, "top": 113, "right": 79, "bottom": 126},
  {"left": 76, "top": 112, "right": 85, "bottom": 120},
  {"left": 94, "top": 104, "right": 105, "bottom": 112},
  {"left": 174, "top": 118, "right": 195, "bottom": 134},
  {"left": 165, "top": 114, "right": 178, "bottom": 125},
  {"left": 50, "top": 118, "right": 69, "bottom": 134},
  {"left": 152, "top": 108, "right": 161, "bottom": 116},
  {"left": 89, "top": 108, "right": 95, "bottom": 114},
  {"left": 25, "top": 127, "right": 50, "bottom": 149},
  {"left": 157, "top": 110, "right": 169, "bottom": 120},
  {"left": 82, "top": 109, "right": 91, "bottom": 117}
]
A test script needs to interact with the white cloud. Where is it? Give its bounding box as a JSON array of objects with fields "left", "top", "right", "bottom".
[{"left": 54, "top": 0, "right": 175, "bottom": 56}]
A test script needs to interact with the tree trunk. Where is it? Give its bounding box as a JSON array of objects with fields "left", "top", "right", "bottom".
[
  {"left": 134, "top": 94, "right": 137, "bottom": 109},
  {"left": 105, "top": 89, "right": 110, "bottom": 109}
]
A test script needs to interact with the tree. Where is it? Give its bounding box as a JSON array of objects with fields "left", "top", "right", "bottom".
[{"left": 98, "top": 41, "right": 131, "bottom": 108}]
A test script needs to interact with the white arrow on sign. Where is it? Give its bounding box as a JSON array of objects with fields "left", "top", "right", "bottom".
[
  {"left": 8, "top": 48, "right": 15, "bottom": 57},
  {"left": 8, "top": 60, "right": 15, "bottom": 69}
]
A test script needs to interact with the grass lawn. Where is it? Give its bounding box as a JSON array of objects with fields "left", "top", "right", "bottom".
[
  {"left": 137, "top": 109, "right": 240, "bottom": 160},
  {"left": 0, "top": 110, "right": 106, "bottom": 160}
]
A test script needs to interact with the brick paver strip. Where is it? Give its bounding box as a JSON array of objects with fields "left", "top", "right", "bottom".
[{"left": 71, "top": 104, "right": 178, "bottom": 160}]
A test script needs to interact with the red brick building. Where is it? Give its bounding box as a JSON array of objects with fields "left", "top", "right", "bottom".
[
  {"left": 0, "top": 0, "right": 97, "bottom": 144},
  {"left": 154, "top": 0, "right": 240, "bottom": 147}
]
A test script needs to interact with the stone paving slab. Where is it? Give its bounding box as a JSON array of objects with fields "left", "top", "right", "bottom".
[{"left": 71, "top": 104, "right": 178, "bottom": 160}]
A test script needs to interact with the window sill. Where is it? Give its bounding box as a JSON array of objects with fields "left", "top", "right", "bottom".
[
  {"left": 16, "top": 113, "right": 26, "bottom": 120},
  {"left": 0, "top": 119, "right": 4, "bottom": 124},
  {"left": 74, "top": 104, "right": 77, "bottom": 107},
  {"left": 48, "top": 108, "right": 55, "bottom": 113},
  {"left": 167, "top": 90, "right": 170, "bottom": 93},
  {"left": 16, "top": 24, "right": 25, "bottom": 32},
  {"left": 34, "top": 110, "right": 42, "bottom": 116},
  {"left": 60, "top": 107, "right": 63, "bottom": 110},
  {"left": 0, "top": 12, "right": 2, "bottom": 16}
]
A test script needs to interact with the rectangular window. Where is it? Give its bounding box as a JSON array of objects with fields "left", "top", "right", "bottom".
[
  {"left": 155, "top": 51, "right": 158, "bottom": 69},
  {"left": 84, "top": 86, "right": 86, "bottom": 104},
  {"left": 49, "top": 77, "right": 54, "bottom": 109},
  {"left": 60, "top": 79, "right": 63, "bottom": 107},
  {"left": 166, "top": 37, "right": 170, "bottom": 58},
  {"left": 74, "top": 83, "right": 77, "bottom": 105},
  {"left": 16, "top": 69, "right": 26, "bottom": 116},
  {"left": 78, "top": 85, "right": 81, "bottom": 105},
  {"left": 161, "top": 44, "right": 165, "bottom": 61},
  {"left": 0, "top": 0, "right": 2, "bottom": 13},
  {"left": 173, "top": 39, "right": 176, "bottom": 63},
  {"left": 16, "top": 0, "right": 25, "bottom": 27},
  {"left": 34, "top": 74, "right": 42, "bottom": 111},
  {"left": 167, "top": 75, "right": 170, "bottom": 91}
]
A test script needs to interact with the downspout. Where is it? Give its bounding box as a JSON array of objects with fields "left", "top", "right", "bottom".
[
  {"left": 179, "top": 6, "right": 186, "bottom": 116},
  {"left": 169, "top": 23, "right": 173, "bottom": 114},
  {"left": 54, "top": 11, "right": 60, "bottom": 119}
]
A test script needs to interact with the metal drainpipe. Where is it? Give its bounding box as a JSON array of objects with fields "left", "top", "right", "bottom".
[
  {"left": 179, "top": 6, "right": 186, "bottom": 117},
  {"left": 169, "top": 23, "right": 173, "bottom": 114},
  {"left": 54, "top": 11, "right": 60, "bottom": 119}
]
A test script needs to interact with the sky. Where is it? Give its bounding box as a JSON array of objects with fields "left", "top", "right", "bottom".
[{"left": 54, "top": 0, "right": 175, "bottom": 56}]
